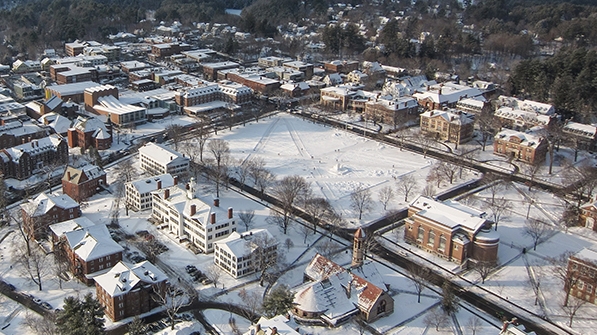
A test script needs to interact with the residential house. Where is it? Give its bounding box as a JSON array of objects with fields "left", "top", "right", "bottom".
[
  {"left": 20, "top": 192, "right": 81, "bottom": 240},
  {"left": 319, "top": 86, "right": 354, "bottom": 111},
  {"left": 404, "top": 196, "right": 499, "bottom": 264},
  {"left": 49, "top": 217, "right": 123, "bottom": 285},
  {"left": 138, "top": 142, "right": 189, "bottom": 176},
  {"left": 94, "top": 261, "right": 167, "bottom": 321},
  {"left": 62, "top": 165, "right": 107, "bottom": 202},
  {"left": 151, "top": 178, "right": 236, "bottom": 253},
  {"left": 125, "top": 174, "right": 176, "bottom": 211},
  {"left": 566, "top": 248, "right": 597, "bottom": 305},
  {"left": 214, "top": 229, "right": 278, "bottom": 278},
  {"left": 493, "top": 129, "right": 548, "bottom": 165},
  {"left": 0, "top": 134, "right": 68, "bottom": 180},
  {"left": 280, "top": 82, "right": 311, "bottom": 98},
  {"left": 244, "top": 315, "right": 301, "bottom": 335},
  {"left": 420, "top": 109, "right": 474, "bottom": 145},
  {"left": 67, "top": 115, "right": 112, "bottom": 150},
  {"left": 292, "top": 253, "right": 394, "bottom": 326}
]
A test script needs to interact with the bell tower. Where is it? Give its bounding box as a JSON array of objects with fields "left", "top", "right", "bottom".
[{"left": 351, "top": 227, "right": 365, "bottom": 268}]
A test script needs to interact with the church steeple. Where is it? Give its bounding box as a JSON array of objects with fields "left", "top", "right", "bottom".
[{"left": 352, "top": 227, "right": 365, "bottom": 267}]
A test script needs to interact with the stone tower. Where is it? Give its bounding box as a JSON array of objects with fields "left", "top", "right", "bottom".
[{"left": 351, "top": 227, "right": 366, "bottom": 267}]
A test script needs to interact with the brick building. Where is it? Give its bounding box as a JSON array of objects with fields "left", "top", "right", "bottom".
[
  {"left": 324, "top": 60, "right": 359, "bottom": 74},
  {"left": 404, "top": 196, "right": 499, "bottom": 265},
  {"left": 566, "top": 248, "right": 597, "bottom": 305},
  {"left": 201, "top": 62, "right": 240, "bottom": 81},
  {"left": 580, "top": 200, "right": 597, "bottom": 231},
  {"left": 45, "top": 81, "right": 100, "bottom": 104},
  {"left": 364, "top": 96, "right": 419, "bottom": 125},
  {"left": 67, "top": 115, "right": 112, "bottom": 150},
  {"left": 20, "top": 192, "right": 81, "bottom": 240},
  {"left": 49, "top": 217, "right": 123, "bottom": 285},
  {"left": 95, "top": 261, "right": 167, "bottom": 321},
  {"left": 493, "top": 129, "right": 548, "bottom": 165},
  {"left": 62, "top": 165, "right": 107, "bottom": 202},
  {"left": 0, "top": 121, "right": 48, "bottom": 150},
  {"left": 0, "top": 134, "right": 68, "bottom": 180},
  {"left": 420, "top": 109, "right": 474, "bottom": 145}
]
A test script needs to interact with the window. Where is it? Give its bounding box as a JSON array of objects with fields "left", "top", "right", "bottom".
[
  {"left": 427, "top": 230, "right": 435, "bottom": 247},
  {"left": 439, "top": 235, "right": 446, "bottom": 251},
  {"left": 417, "top": 226, "right": 424, "bottom": 242},
  {"left": 578, "top": 280, "right": 584, "bottom": 290}
]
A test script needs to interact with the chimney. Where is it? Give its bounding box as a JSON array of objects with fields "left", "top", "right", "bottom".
[
  {"left": 164, "top": 189, "right": 170, "bottom": 199},
  {"left": 190, "top": 204, "right": 196, "bottom": 216},
  {"left": 67, "top": 171, "right": 71, "bottom": 180},
  {"left": 157, "top": 180, "right": 162, "bottom": 189},
  {"left": 173, "top": 176, "right": 178, "bottom": 185},
  {"left": 210, "top": 213, "right": 216, "bottom": 224},
  {"left": 214, "top": 198, "right": 220, "bottom": 207},
  {"left": 228, "top": 207, "right": 233, "bottom": 219}
]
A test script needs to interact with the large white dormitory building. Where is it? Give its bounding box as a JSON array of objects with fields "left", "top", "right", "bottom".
[
  {"left": 138, "top": 142, "right": 190, "bottom": 176},
  {"left": 125, "top": 174, "right": 176, "bottom": 211},
  {"left": 151, "top": 178, "right": 236, "bottom": 253},
  {"left": 214, "top": 228, "right": 278, "bottom": 278}
]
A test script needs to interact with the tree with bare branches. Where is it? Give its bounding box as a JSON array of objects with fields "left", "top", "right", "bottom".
[
  {"left": 165, "top": 124, "right": 186, "bottom": 151},
  {"left": 206, "top": 264, "right": 223, "bottom": 289},
  {"left": 523, "top": 218, "right": 552, "bottom": 251},
  {"left": 12, "top": 239, "right": 49, "bottom": 291},
  {"left": 378, "top": 185, "right": 395, "bottom": 210},
  {"left": 235, "top": 158, "right": 252, "bottom": 192},
  {"left": 250, "top": 232, "right": 284, "bottom": 286},
  {"left": 548, "top": 252, "right": 581, "bottom": 307},
  {"left": 117, "top": 159, "right": 136, "bottom": 183},
  {"left": 412, "top": 131, "right": 435, "bottom": 158},
  {"left": 475, "top": 110, "right": 499, "bottom": 151},
  {"left": 207, "top": 139, "right": 231, "bottom": 197},
  {"left": 248, "top": 157, "right": 275, "bottom": 200},
  {"left": 472, "top": 260, "right": 495, "bottom": 284},
  {"left": 466, "top": 316, "right": 482, "bottom": 335},
  {"left": 317, "top": 239, "right": 341, "bottom": 260},
  {"left": 422, "top": 183, "right": 436, "bottom": 197},
  {"left": 196, "top": 120, "right": 212, "bottom": 163},
  {"left": 424, "top": 307, "right": 450, "bottom": 331},
  {"left": 437, "top": 160, "right": 460, "bottom": 184},
  {"left": 303, "top": 197, "right": 334, "bottom": 233},
  {"left": 408, "top": 263, "right": 429, "bottom": 303},
  {"left": 238, "top": 288, "right": 262, "bottom": 320},
  {"left": 486, "top": 197, "right": 511, "bottom": 231},
  {"left": 271, "top": 175, "right": 311, "bottom": 234},
  {"left": 397, "top": 174, "right": 418, "bottom": 202},
  {"left": 238, "top": 209, "right": 255, "bottom": 232},
  {"left": 24, "top": 311, "right": 57, "bottom": 335},
  {"left": 562, "top": 296, "right": 587, "bottom": 328},
  {"left": 153, "top": 283, "right": 191, "bottom": 330},
  {"left": 350, "top": 184, "right": 373, "bottom": 220}
]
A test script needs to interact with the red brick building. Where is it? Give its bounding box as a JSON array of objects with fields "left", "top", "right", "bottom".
[
  {"left": 0, "top": 134, "right": 69, "bottom": 180},
  {"left": 20, "top": 192, "right": 81, "bottom": 240},
  {"left": 566, "top": 248, "right": 597, "bottom": 305},
  {"left": 0, "top": 121, "right": 48, "bottom": 150},
  {"left": 324, "top": 60, "right": 359, "bottom": 74},
  {"left": 404, "top": 196, "right": 499, "bottom": 265},
  {"left": 67, "top": 115, "right": 112, "bottom": 150},
  {"left": 580, "top": 200, "right": 597, "bottom": 231},
  {"left": 62, "top": 165, "right": 107, "bottom": 202},
  {"left": 49, "top": 217, "right": 123, "bottom": 285},
  {"left": 94, "top": 261, "right": 168, "bottom": 321},
  {"left": 493, "top": 129, "right": 548, "bottom": 165}
]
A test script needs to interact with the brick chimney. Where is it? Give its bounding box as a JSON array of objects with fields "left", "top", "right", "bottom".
[
  {"left": 157, "top": 180, "right": 162, "bottom": 189},
  {"left": 190, "top": 204, "right": 196, "bottom": 216},
  {"left": 173, "top": 176, "right": 178, "bottom": 185},
  {"left": 210, "top": 213, "right": 216, "bottom": 224},
  {"left": 164, "top": 189, "right": 170, "bottom": 199},
  {"left": 213, "top": 198, "right": 220, "bottom": 207},
  {"left": 228, "top": 207, "right": 233, "bottom": 219},
  {"left": 67, "top": 171, "right": 71, "bottom": 180}
]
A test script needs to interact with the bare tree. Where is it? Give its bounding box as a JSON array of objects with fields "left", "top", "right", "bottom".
[
  {"left": 303, "top": 197, "right": 334, "bottom": 233},
  {"left": 486, "top": 197, "right": 511, "bottom": 231},
  {"left": 422, "top": 183, "right": 436, "bottom": 197},
  {"left": 248, "top": 157, "right": 275, "bottom": 199},
  {"left": 180, "top": 140, "right": 199, "bottom": 163},
  {"left": 299, "top": 222, "right": 312, "bottom": 244},
  {"left": 537, "top": 123, "right": 563, "bottom": 174},
  {"left": 250, "top": 232, "right": 284, "bottom": 286},
  {"left": 561, "top": 296, "right": 587, "bottom": 328},
  {"left": 548, "top": 252, "right": 581, "bottom": 306},
  {"left": 238, "top": 209, "right": 255, "bottom": 232},
  {"left": 165, "top": 124, "right": 186, "bottom": 151},
  {"left": 23, "top": 311, "right": 57, "bottom": 335},
  {"left": 378, "top": 185, "right": 395, "bottom": 210},
  {"left": 408, "top": 263, "right": 429, "bottom": 303},
  {"left": 424, "top": 307, "right": 450, "bottom": 331},
  {"left": 316, "top": 239, "right": 341, "bottom": 260},
  {"left": 560, "top": 205, "right": 580, "bottom": 233},
  {"left": 523, "top": 161, "right": 542, "bottom": 192},
  {"left": 117, "top": 159, "right": 136, "bottom": 183},
  {"left": 472, "top": 260, "right": 495, "bottom": 284},
  {"left": 238, "top": 288, "right": 262, "bottom": 320},
  {"left": 52, "top": 245, "right": 69, "bottom": 290},
  {"left": 412, "top": 131, "right": 435, "bottom": 158},
  {"left": 196, "top": 120, "right": 212, "bottom": 163},
  {"left": 437, "top": 160, "right": 460, "bottom": 184},
  {"left": 271, "top": 175, "right": 311, "bottom": 234},
  {"left": 466, "top": 316, "right": 482, "bottom": 335},
  {"left": 12, "top": 240, "right": 49, "bottom": 291},
  {"left": 284, "top": 238, "right": 294, "bottom": 251},
  {"left": 350, "top": 184, "right": 373, "bottom": 220},
  {"left": 206, "top": 264, "right": 223, "bottom": 288},
  {"left": 426, "top": 166, "right": 444, "bottom": 188},
  {"left": 397, "top": 174, "right": 418, "bottom": 202},
  {"left": 235, "top": 158, "right": 252, "bottom": 192},
  {"left": 110, "top": 182, "right": 124, "bottom": 227},
  {"left": 207, "top": 139, "right": 231, "bottom": 198},
  {"left": 475, "top": 110, "right": 499, "bottom": 151},
  {"left": 136, "top": 238, "right": 168, "bottom": 263},
  {"left": 41, "top": 158, "right": 64, "bottom": 194},
  {"left": 441, "top": 281, "right": 459, "bottom": 315},
  {"left": 152, "top": 283, "right": 191, "bottom": 330},
  {"left": 523, "top": 218, "right": 553, "bottom": 251},
  {"left": 127, "top": 316, "right": 147, "bottom": 335}
]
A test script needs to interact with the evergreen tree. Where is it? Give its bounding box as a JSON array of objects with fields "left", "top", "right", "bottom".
[
  {"left": 56, "top": 294, "right": 105, "bottom": 335},
  {"left": 262, "top": 285, "right": 294, "bottom": 317}
]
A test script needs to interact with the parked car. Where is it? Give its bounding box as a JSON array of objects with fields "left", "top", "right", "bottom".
[
  {"left": 41, "top": 302, "right": 52, "bottom": 310},
  {"left": 32, "top": 297, "right": 42, "bottom": 304}
]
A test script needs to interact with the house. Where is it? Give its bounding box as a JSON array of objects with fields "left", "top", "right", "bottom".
[
  {"left": 151, "top": 178, "right": 236, "bottom": 253},
  {"left": 280, "top": 82, "right": 311, "bottom": 98},
  {"left": 323, "top": 73, "right": 343, "bottom": 86},
  {"left": 244, "top": 315, "right": 301, "bottom": 335},
  {"left": 292, "top": 253, "right": 394, "bottom": 326},
  {"left": 258, "top": 56, "right": 293, "bottom": 68},
  {"left": 319, "top": 86, "right": 354, "bottom": 111},
  {"left": 24, "top": 95, "right": 64, "bottom": 119},
  {"left": 39, "top": 113, "right": 72, "bottom": 136},
  {"left": 62, "top": 165, "right": 107, "bottom": 202},
  {"left": 566, "top": 248, "right": 597, "bottom": 305},
  {"left": 67, "top": 115, "right": 112, "bottom": 150},
  {"left": 455, "top": 97, "right": 491, "bottom": 115},
  {"left": 49, "top": 217, "right": 123, "bottom": 285},
  {"left": 493, "top": 129, "right": 548, "bottom": 165},
  {"left": 125, "top": 174, "right": 176, "bottom": 211},
  {"left": 94, "top": 261, "right": 167, "bottom": 321},
  {"left": 138, "top": 142, "right": 190, "bottom": 176},
  {"left": 0, "top": 134, "right": 69, "bottom": 180},
  {"left": 346, "top": 70, "right": 368, "bottom": 84},
  {"left": 405, "top": 196, "right": 499, "bottom": 264},
  {"left": 283, "top": 61, "right": 314, "bottom": 79},
  {"left": 20, "top": 192, "right": 81, "bottom": 240},
  {"left": 420, "top": 109, "right": 474, "bottom": 145},
  {"left": 214, "top": 229, "right": 278, "bottom": 278},
  {"left": 413, "top": 83, "right": 483, "bottom": 110},
  {"left": 497, "top": 96, "right": 555, "bottom": 116}
]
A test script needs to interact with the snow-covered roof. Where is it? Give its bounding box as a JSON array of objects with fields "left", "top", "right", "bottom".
[
  {"left": 94, "top": 95, "right": 146, "bottom": 116},
  {"left": 280, "top": 82, "right": 310, "bottom": 91},
  {"left": 494, "top": 129, "right": 544, "bottom": 149},
  {"left": 494, "top": 107, "right": 552, "bottom": 126},
  {"left": 563, "top": 121, "right": 597, "bottom": 139},
  {"left": 574, "top": 248, "right": 597, "bottom": 264},
  {"left": 244, "top": 316, "right": 300, "bottom": 335},
  {"left": 39, "top": 113, "right": 72, "bottom": 134},
  {"left": 94, "top": 261, "right": 167, "bottom": 297},
  {"left": 412, "top": 82, "right": 483, "bottom": 104},
  {"left": 64, "top": 224, "right": 123, "bottom": 262},
  {"left": 138, "top": 142, "right": 188, "bottom": 167},
  {"left": 409, "top": 196, "right": 488, "bottom": 233},
  {"left": 127, "top": 174, "right": 175, "bottom": 194},
  {"left": 62, "top": 165, "right": 106, "bottom": 184},
  {"left": 20, "top": 192, "right": 79, "bottom": 217},
  {"left": 420, "top": 109, "right": 474, "bottom": 125},
  {"left": 0, "top": 120, "right": 45, "bottom": 137},
  {"left": 48, "top": 216, "right": 95, "bottom": 238},
  {"left": 3, "top": 134, "right": 64, "bottom": 163},
  {"left": 45, "top": 81, "right": 99, "bottom": 95},
  {"left": 498, "top": 96, "right": 554, "bottom": 115},
  {"left": 214, "top": 229, "right": 276, "bottom": 258}
]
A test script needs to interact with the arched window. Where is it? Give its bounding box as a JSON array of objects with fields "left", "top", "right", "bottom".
[
  {"left": 427, "top": 230, "right": 435, "bottom": 247},
  {"left": 417, "top": 226, "right": 424, "bottom": 242},
  {"left": 439, "top": 235, "right": 446, "bottom": 251}
]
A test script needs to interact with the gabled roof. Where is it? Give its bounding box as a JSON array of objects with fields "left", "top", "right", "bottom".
[
  {"left": 64, "top": 224, "right": 123, "bottom": 261},
  {"left": 48, "top": 217, "right": 95, "bottom": 238},
  {"left": 63, "top": 165, "right": 106, "bottom": 184},
  {"left": 138, "top": 142, "right": 189, "bottom": 167},
  {"left": 3, "top": 134, "right": 64, "bottom": 162},
  {"left": 20, "top": 192, "right": 79, "bottom": 217},
  {"left": 215, "top": 229, "right": 276, "bottom": 258},
  {"left": 94, "top": 261, "right": 167, "bottom": 297},
  {"left": 127, "top": 174, "right": 175, "bottom": 195}
]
